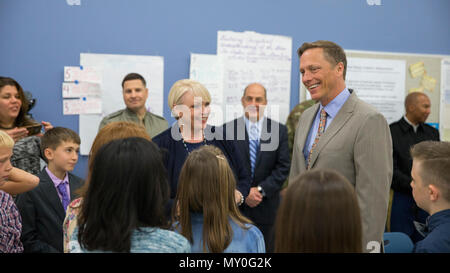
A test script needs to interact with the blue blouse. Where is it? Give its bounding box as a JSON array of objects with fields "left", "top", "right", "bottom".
[
  {"left": 68, "top": 226, "right": 191, "bottom": 253},
  {"left": 153, "top": 124, "right": 251, "bottom": 201},
  {"left": 175, "top": 213, "right": 265, "bottom": 253}
]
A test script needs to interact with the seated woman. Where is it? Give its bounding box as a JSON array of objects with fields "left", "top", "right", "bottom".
[
  {"left": 0, "top": 77, "right": 53, "bottom": 177},
  {"left": 0, "top": 130, "right": 39, "bottom": 253},
  {"left": 69, "top": 137, "right": 190, "bottom": 253},
  {"left": 63, "top": 121, "right": 151, "bottom": 253},
  {"left": 274, "top": 169, "right": 363, "bottom": 253},
  {"left": 152, "top": 79, "right": 250, "bottom": 210},
  {"left": 173, "top": 145, "right": 265, "bottom": 253}
]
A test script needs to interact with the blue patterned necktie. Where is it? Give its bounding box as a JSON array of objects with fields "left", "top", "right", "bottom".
[
  {"left": 249, "top": 124, "right": 260, "bottom": 178},
  {"left": 57, "top": 182, "right": 70, "bottom": 212}
]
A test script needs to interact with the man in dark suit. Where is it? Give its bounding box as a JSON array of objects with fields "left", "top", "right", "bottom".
[
  {"left": 224, "top": 83, "right": 290, "bottom": 251},
  {"left": 16, "top": 127, "right": 84, "bottom": 252},
  {"left": 389, "top": 92, "right": 440, "bottom": 242}
]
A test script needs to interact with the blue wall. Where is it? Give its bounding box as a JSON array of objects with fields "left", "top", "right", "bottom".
[{"left": 1, "top": 0, "right": 449, "bottom": 178}]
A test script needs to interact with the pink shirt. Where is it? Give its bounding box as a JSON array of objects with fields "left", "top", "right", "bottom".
[{"left": 45, "top": 167, "right": 70, "bottom": 203}]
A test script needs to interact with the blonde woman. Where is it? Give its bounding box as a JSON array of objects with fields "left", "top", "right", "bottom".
[{"left": 153, "top": 79, "right": 250, "bottom": 212}]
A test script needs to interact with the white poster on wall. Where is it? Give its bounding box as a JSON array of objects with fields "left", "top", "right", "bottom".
[
  {"left": 78, "top": 53, "right": 164, "bottom": 155},
  {"left": 441, "top": 59, "right": 450, "bottom": 141},
  {"left": 304, "top": 57, "right": 406, "bottom": 125},
  {"left": 189, "top": 53, "right": 224, "bottom": 126},
  {"left": 217, "top": 31, "right": 292, "bottom": 124},
  {"left": 346, "top": 57, "right": 406, "bottom": 124}
]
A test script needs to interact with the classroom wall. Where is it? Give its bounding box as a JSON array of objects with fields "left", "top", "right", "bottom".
[{"left": 1, "top": 0, "right": 450, "bottom": 178}]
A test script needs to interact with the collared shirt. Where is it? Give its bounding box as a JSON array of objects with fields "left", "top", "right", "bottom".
[
  {"left": 244, "top": 116, "right": 265, "bottom": 141},
  {"left": 0, "top": 190, "right": 24, "bottom": 253},
  {"left": 303, "top": 88, "right": 351, "bottom": 162},
  {"left": 45, "top": 167, "right": 70, "bottom": 204},
  {"left": 99, "top": 108, "right": 168, "bottom": 138},
  {"left": 403, "top": 116, "right": 419, "bottom": 133}
]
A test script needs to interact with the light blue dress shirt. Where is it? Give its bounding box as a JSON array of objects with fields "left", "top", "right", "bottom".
[
  {"left": 244, "top": 116, "right": 264, "bottom": 140},
  {"left": 303, "top": 88, "right": 351, "bottom": 162}
]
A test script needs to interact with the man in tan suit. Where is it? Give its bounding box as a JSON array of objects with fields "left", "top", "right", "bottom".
[{"left": 289, "top": 40, "right": 392, "bottom": 252}]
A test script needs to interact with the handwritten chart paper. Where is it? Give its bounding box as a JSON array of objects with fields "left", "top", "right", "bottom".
[
  {"left": 217, "top": 31, "right": 292, "bottom": 123},
  {"left": 441, "top": 59, "right": 450, "bottom": 141},
  {"left": 190, "top": 53, "right": 224, "bottom": 126},
  {"left": 346, "top": 57, "right": 406, "bottom": 124}
]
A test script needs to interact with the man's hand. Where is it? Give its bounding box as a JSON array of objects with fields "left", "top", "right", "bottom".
[{"left": 245, "top": 187, "right": 263, "bottom": 208}]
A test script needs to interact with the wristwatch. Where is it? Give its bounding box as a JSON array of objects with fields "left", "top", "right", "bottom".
[{"left": 257, "top": 186, "right": 266, "bottom": 197}]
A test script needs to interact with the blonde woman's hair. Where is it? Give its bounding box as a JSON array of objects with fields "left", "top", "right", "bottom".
[
  {"left": 167, "top": 79, "right": 211, "bottom": 118},
  {"left": 0, "top": 130, "right": 14, "bottom": 149},
  {"left": 174, "top": 145, "right": 252, "bottom": 253}
]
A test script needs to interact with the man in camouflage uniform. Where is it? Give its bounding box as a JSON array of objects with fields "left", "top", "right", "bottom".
[
  {"left": 280, "top": 99, "right": 316, "bottom": 195},
  {"left": 99, "top": 73, "right": 168, "bottom": 138},
  {"left": 286, "top": 99, "right": 317, "bottom": 156}
]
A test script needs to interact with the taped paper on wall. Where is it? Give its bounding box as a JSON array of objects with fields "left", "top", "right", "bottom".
[
  {"left": 409, "top": 62, "right": 425, "bottom": 78},
  {"left": 62, "top": 82, "right": 101, "bottom": 98},
  {"left": 63, "top": 97, "right": 102, "bottom": 115},
  {"left": 64, "top": 66, "right": 102, "bottom": 83}
]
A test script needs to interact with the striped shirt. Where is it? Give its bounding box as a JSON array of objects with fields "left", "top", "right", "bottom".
[{"left": 0, "top": 190, "right": 24, "bottom": 253}]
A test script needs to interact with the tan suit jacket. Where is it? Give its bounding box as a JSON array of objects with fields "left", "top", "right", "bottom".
[{"left": 289, "top": 91, "right": 393, "bottom": 252}]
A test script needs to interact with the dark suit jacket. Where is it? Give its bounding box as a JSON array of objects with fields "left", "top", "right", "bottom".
[
  {"left": 224, "top": 117, "right": 290, "bottom": 225},
  {"left": 15, "top": 170, "right": 83, "bottom": 253},
  {"left": 153, "top": 123, "right": 251, "bottom": 205},
  {"left": 390, "top": 117, "right": 440, "bottom": 194}
]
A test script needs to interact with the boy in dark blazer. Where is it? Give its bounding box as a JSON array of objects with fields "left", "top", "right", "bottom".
[{"left": 16, "top": 127, "right": 83, "bottom": 253}]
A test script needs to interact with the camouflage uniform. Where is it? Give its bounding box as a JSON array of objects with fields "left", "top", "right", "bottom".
[
  {"left": 282, "top": 99, "right": 316, "bottom": 189},
  {"left": 99, "top": 108, "right": 168, "bottom": 138}
]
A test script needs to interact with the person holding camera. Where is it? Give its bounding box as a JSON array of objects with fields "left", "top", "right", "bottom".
[{"left": 0, "top": 76, "right": 54, "bottom": 180}]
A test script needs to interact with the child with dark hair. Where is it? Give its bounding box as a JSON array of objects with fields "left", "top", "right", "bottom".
[
  {"left": 16, "top": 127, "right": 83, "bottom": 252},
  {"left": 274, "top": 169, "right": 363, "bottom": 253},
  {"left": 70, "top": 137, "right": 190, "bottom": 253}
]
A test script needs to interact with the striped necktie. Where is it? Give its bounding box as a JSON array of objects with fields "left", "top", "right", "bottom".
[
  {"left": 307, "top": 108, "right": 327, "bottom": 169},
  {"left": 249, "top": 124, "right": 260, "bottom": 178}
]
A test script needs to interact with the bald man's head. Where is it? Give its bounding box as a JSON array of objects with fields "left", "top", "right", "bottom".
[
  {"left": 405, "top": 92, "right": 431, "bottom": 125},
  {"left": 242, "top": 83, "right": 267, "bottom": 121}
]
